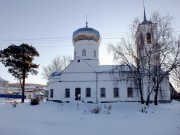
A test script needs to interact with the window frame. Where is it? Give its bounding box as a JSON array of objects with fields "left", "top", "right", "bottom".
[
  {"left": 113, "top": 88, "right": 119, "bottom": 98},
  {"left": 100, "top": 88, "right": 106, "bottom": 98},
  {"left": 127, "top": 87, "right": 133, "bottom": 98},
  {"left": 82, "top": 49, "right": 86, "bottom": 56},
  {"left": 65, "top": 88, "right": 70, "bottom": 98},
  {"left": 86, "top": 88, "right": 91, "bottom": 98},
  {"left": 74, "top": 51, "right": 76, "bottom": 58},
  {"left": 94, "top": 50, "right": 96, "bottom": 57},
  {"left": 50, "top": 89, "right": 53, "bottom": 98},
  {"left": 147, "top": 33, "right": 151, "bottom": 44}
]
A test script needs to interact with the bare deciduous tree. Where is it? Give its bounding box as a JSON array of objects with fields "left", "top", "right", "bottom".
[
  {"left": 42, "top": 55, "right": 72, "bottom": 80},
  {"left": 108, "top": 11, "right": 180, "bottom": 105},
  {"left": 147, "top": 12, "right": 180, "bottom": 105},
  {"left": 108, "top": 18, "right": 145, "bottom": 104},
  {"left": 172, "top": 37, "right": 180, "bottom": 92}
]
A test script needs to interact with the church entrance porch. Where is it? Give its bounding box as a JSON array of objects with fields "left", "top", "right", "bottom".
[{"left": 75, "top": 88, "right": 81, "bottom": 100}]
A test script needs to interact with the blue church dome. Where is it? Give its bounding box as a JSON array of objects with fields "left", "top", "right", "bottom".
[{"left": 73, "top": 26, "right": 101, "bottom": 43}]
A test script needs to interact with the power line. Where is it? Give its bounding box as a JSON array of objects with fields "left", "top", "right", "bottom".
[
  {"left": 0, "top": 31, "right": 130, "bottom": 42},
  {"left": 0, "top": 30, "right": 180, "bottom": 48},
  {"left": 1, "top": 30, "right": 179, "bottom": 42}
]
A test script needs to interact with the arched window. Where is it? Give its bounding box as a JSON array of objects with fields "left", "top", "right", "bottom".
[
  {"left": 147, "top": 33, "right": 151, "bottom": 44},
  {"left": 82, "top": 49, "right": 86, "bottom": 56},
  {"left": 94, "top": 50, "right": 96, "bottom": 57},
  {"left": 74, "top": 51, "right": 76, "bottom": 58}
]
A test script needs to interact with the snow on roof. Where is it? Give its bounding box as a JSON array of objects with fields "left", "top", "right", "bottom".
[
  {"left": 51, "top": 71, "right": 61, "bottom": 77},
  {"left": 34, "top": 92, "right": 44, "bottom": 96},
  {"left": 0, "top": 77, "right": 8, "bottom": 82},
  {"left": 25, "top": 85, "right": 45, "bottom": 89},
  {"left": 94, "top": 65, "right": 136, "bottom": 73},
  {"left": 25, "top": 85, "right": 38, "bottom": 89}
]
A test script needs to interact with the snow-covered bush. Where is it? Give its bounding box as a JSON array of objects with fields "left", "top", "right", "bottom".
[
  {"left": 140, "top": 106, "right": 154, "bottom": 114},
  {"left": 104, "top": 104, "right": 112, "bottom": 114},
  {"left": 84, "top": 104, "right": 112, "bottom": 114},
  {"left": 11, "top": 101, "right": 17, "bottom": 107},
  {"left": 90, "top": 106, "right": 102, "bottom": 114}
]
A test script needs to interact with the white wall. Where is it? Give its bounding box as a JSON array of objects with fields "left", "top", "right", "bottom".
[
  {"left": 48, "top": 70, "right": 142, "bottom": 103},
  {"left": 74, "top": 40, "right": 99, "bottom": 60}
]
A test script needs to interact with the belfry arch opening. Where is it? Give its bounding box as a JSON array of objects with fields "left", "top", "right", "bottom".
[{"left": 147, "top": 33, "right": 151, "bottom": 44}]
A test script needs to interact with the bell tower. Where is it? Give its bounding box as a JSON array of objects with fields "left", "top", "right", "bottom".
[{"left": 136, "top": 6, "right": 160, "bottom": 68}]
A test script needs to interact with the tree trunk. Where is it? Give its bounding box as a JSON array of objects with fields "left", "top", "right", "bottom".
[
  {"left": 138, "top": 78, "right": 144, "bottom": 104},
  {"left": 154, "top": 74, "right": 160, "bottom": 105},
  {"left": 21, "top": 71, "right": 26, "bottom": 103},
  {"left": 154, "top": 92, "right": 158, "bottom": 105},
  {"left": 146, "top": 94, "right": 151, "bottom": 106},
  {"left": 154, "top": 84, "right": 159, "bottom": 105}
]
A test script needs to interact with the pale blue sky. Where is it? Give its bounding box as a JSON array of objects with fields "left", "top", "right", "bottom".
[{"left": 0, "top": 0, "right": 180, "bottom": 85}]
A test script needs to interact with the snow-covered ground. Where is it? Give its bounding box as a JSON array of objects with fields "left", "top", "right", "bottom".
[{"left": 0, "top": 99, "right": 180, "bottom": 135}]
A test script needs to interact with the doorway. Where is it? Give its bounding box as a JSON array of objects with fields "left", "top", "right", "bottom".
[{"left": 75, "top": 88, "right": 81, "bottom": 100}]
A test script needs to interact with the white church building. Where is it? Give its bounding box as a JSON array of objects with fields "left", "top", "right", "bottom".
[{"left": 47, "top": 11, "right": 170, "bottom": 103}]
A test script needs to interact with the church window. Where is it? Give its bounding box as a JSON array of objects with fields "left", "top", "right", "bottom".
[
  {"left": 74, "top": 51, "right": 76, "bottom": 58},
  {"left": 100, "top": 88, "right": 106, "bottom": 98},
  {"left": 94, "top": 50, "right": 96, "bottom": 57},
  {"left": 82, "top": 49, "right": 86, "bottom": 56},
  {"left": 147, "top": 33, "right": 151, "bottom": 44},
  {"left": 65, "top": 88, "right": 70, "bottom": 98},
  {"left": 50, "top": 89, "right": 53, "bottom": 98},
  {"left": 113, "top": 88, "right": 119, "bottom": 98},
  {"left": 3, "top": 82, "right": 6, "bottom": 87},
  {"left": 86, "top": 88, "right": 91, "bottom": 97},
  {"left": 127, "top": 87, "right": 133, "bottom": 98}
]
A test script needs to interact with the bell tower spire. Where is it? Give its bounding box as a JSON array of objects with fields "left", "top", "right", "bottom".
[
  {"left": 136, "top": 1, "right": 159, "bottom": 67},
  {"left": 86, "top": 15, "right": 88, "bottom": 27},
  {"left": 143, "top": 0, "right": 147, "bottom": 22}
]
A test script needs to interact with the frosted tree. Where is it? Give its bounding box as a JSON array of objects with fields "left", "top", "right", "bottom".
[
  {"left": 42, "top": 55, "right": 72, "bottom": 79},
  {"left": 108, "top": 11, "right": 180, "bottom": 105}
]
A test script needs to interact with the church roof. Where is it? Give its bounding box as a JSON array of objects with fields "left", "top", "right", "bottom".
[
  {"left": 34, "top": 92, "right": 44, "bottom": 96},
  {"left": 94, "top": 65, "right": 135, "bottom": 73},
  {"left": 73, "top": 25, "right": 101, "bottom": 44},
  {"left": 50, "top": 71, "right": 61, "bottom": 77}
]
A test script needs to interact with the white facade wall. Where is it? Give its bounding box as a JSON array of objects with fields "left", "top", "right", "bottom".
[
  {"left": 48, "top": 70, "right": 143, "bottom": 103},
  {"left": 74, "top": 40, "right": 99, "bottom": 60},
  {"left": 74, "top": 40, "right": 99, "bottom": 67},
  {"left": 142, "top": 75, "right": 170, "bottom": 101},
  {"left": 97, "top": 72, "right": 139, "bottom": 102},
  {"left": 48, "top": 70, "right": 170, "bottom": 103}
]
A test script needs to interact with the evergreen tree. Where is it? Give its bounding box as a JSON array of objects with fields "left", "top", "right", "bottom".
[{"left": 0, "top": 44, "right": 39, "bottom": 102}]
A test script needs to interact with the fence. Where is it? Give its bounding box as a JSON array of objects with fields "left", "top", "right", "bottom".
[{"left": 0, "top": 94, "right": 26, "bottom": 99}]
